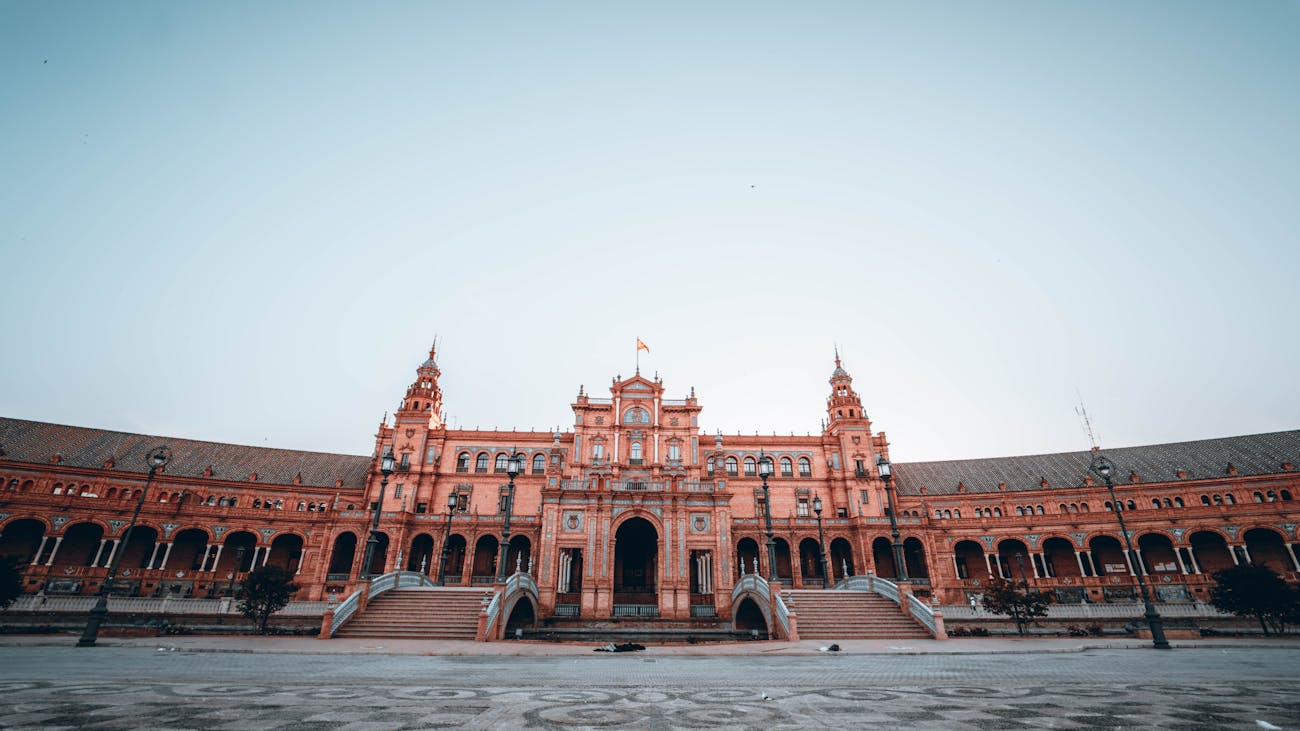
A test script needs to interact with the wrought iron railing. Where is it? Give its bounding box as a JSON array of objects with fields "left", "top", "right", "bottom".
[
  {"left": 553, "top": 604, "right": 580, "bottom": 617},
  {"left": 613, "top": 604, "right": 659, "bottom": 617}
]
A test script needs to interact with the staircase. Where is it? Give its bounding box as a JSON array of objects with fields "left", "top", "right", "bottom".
[
  {"left": 788, "top": 590, "right": 931, "bottom": 639},
  {"left": 334, "top": 587, "right": 486, "bottom": 640}
]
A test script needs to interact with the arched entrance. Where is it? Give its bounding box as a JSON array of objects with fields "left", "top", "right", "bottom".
[
  {"left": 1041, "top": 537, "right": 1081, "bottom": 577},
  {"left": 504, "top": 597, "right": 537, "bottom": 637},
  {"left": 327, "top": 532, "right": 358, "bottom": 580},
  {"left": 170, "top": 529, "right": 208, "bottom": 572},
  {"left": 872, "top": 537, "right": 896, "bottom": 578},
  {"left": 996, "top": 539, "right": 1031, "bottom": 582},
  {"left": 734, "top": 596, "right": 769, "bottom": 638},
  {"left": 506, "top": 535, "right": 531, "bottom": 575},
  {"left": 267, "top": 534, "right": 305, "bottom": 573},
  {"left": 0, "top": 518, "right": 44, "bottom": 563},
  {"left": 472, "top": 535, "right": 499, "bottom": 581},
  {"left": 53, "top": 523, "right": 105, "bottom": 567},
  {"left": 903, "top": 537, "right": 929, "bottom": 580},
  {"left": 1190, "top": 531, "right": 1233, "bottom": 574},
  {"left": 613, "top": 517, "right": 658, "bottom": 604},
  {"left": 1244, "top": 528, "right": 1293, "bottom": 573},
  {"left": 953, "top": 540, "right": 989, "bottom": 580},
  {"left": 407, "top": 533, "right": 434, "bottom": 574},
  {"left": 363, "top": 532, "right": 390, "bottom": 576},
  {"left": 1137, "top": 533, "right": 1181, "bottom": 575},
  {"left": 830, "top": 537, "right": 855, "bottom": 578},
  {"left": 736, "top": 537, "right": 760, "bottom": 576},
  {"left": 772, "top": 537, "right": 793, "bottom": 582},
  {"left": 799, "top": 538, "right": 824, "bottom": 586},
  {"left": 442, "top": 534, "right": 467, "bottom": 584}
]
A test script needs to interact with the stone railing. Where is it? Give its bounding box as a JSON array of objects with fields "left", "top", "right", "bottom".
[
  {"left": 329, "top": 589, "right": 362, "bottom": 636},
  {"left": 732, "top": 573, "right": 771, "bottom": 603},
  {"left": 6, "top": 595, "right": 328, "bottom": 616},
  {"left": 907, "top": 593, "right": 938, "bottom": 635},
  {"left": 367, "top": 570, "right": 435, "bottom": 599},
  {"left": 939, "top": 602, "right": 1233, "bottom": 620},
  {"left": 481, "top": 570, "right": 537, "bottom": 640}
]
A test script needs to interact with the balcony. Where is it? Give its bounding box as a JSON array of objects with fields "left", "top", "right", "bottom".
[{"left": 628, "top": 458, "right": 645, "bottom": 466}]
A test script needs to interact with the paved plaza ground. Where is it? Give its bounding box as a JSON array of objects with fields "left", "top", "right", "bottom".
[{"left": 0, "top": 637, "right": 1297, "bottom": 729}]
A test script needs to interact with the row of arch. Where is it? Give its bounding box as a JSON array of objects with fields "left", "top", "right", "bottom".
[
  {"left": 455, "top": 452, "right": 549, "bottom": 474},
  {"left": 324, "top": 530, "right": 532, "bottom": 583},
  {"left": 733, "top": 534, "right": 931, "bottom": 583},
  {"left": 952, "top": 526, "right": 1300, "bottom": 585},
  {"left": 708, "top": 456, "right": 814, "bottom": 477}
]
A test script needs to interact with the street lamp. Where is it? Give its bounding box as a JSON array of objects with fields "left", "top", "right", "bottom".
[
  {"left": 226, "top": 545, "right": 248, "bottom": 597},
  {"left": 1014, "top": 552, "right": 1031, "bottom": 587},
  {"left": 813, "top": 494, "right": 830, "bottom": 588},
  {"left": 496, "top": 452, "right": 524, "bottom": 582},
  {"left": 758, "top": 452, "right": 779, "bottom": 583},
  {"left": 78, "top": 445, "right": 172, "bottom": 647},
  {"left": 1090, "top": 454, "right": 1170, "bottom": 650},
  {"left": 877, "top": 455, "right": 908, "bottom": 581},
  {"left": 360, "top": 448, "right": 396, "bottom": 580},
  {"left": 436, "top": 492, "right": 458, "bottom": 585}
]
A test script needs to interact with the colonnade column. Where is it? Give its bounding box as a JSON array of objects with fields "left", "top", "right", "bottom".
[
  {"left": 208, "top": 545, "right": 224, "bottom": 572},
  {"left": 1172, "top": 548, "right": 1190, "bottom": 575},
  {"left": 44, "top": 536, "right": 64, "bottom": 566},
  {"left": 30, "top": 536, "right": 50, "bottom": 565},
  {"left": 158, "top": 542, "right": 175, "bottom": 570},
  {"left": 90, "top": 539, "right": 108, "bottom": 568},
  {"left": 1075, "top": 551, "right": 1088, "bottom": 577},
  {"left": 1030, "top": 553, "right": 1043, "bottom": 578}
]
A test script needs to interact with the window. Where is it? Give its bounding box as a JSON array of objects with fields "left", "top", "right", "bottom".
[
  {"left": 780, "top": 457, "right": 793, "bottom": 477},
  {"left": 797, "top": 497, "right": 810, "bottom": 517},
  {"left": 837, "top": 507, "right": 848, "bottom": 518},
  {"left": 755, "top": 495, "right": 767, "bottom": 515},
  {"left": 1282, "top": 490, "right": 1293, "bottom": 501},
  {"left": 854, "top": 459, "right": 866, "bottom": 477},
  {"left": 631, "top": 441, "right": 643, "bottom": 461},
  {"left": 1126, "top": 500, "right": 1136, "bottom": 510},
  {"left": 416, "top": 502, "right": 427, "bottom": 514},
  {"left": 623, "top": 407, "right": 650, "bottom": 424},
  {"left": 1225, "top": 493, "right": 1236, "bottom": 505},
  {"left": 743, "top": 457, "right": 756, "bottom": 476},
  {"left": 668, "top": 443, "right": 681, "bottom": 461},
  {"left": 532, "top": 454, "right": 546, "bottom": 473},
  {"left": 1201, "top": 495, "right": 1211, "bottom": 506},
  {"left": 706, "top": 457, "right": 715, "bottom": 474},
  {"left": 725, "top": 457, "right": 738, "bottom": 476},
  {"left": 456, "top": 493, "right": 470, "bottom": 512},
  {"left": 1174, "top": 497, "right": 1184, "bottom": 507},
  {"left": 456, "top": 452, "right": 470, "bottom": 472},
  {"left": 1153, "top": 498, "right": 1163, "bottom": 508},
  {"left": 394, "top": 484, "right": 403, "bottom": 499},
  {"left": 954, "top": 509, "right": 961, "bottom": 518},
  {"left": 593, "top": 443, "right": 604, "bottom": 460},
  {"left": 475, "top": 453, "right": 489, "bottom": 473},
  {"left": 1015, "top": 507, "right": 1024, "bottom": 516},
  {"left": 399, "top": 452, "right": 410, "bottom": 469},
  {"left": 494, "top": 453, "right": 509, "bottom": 472},
  {"left": 798, "top": 457, "right": 812, "bottom": 477}
]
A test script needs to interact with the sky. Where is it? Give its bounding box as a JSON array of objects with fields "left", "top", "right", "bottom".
[{"left": 2, "top": 1, "right": 1298, "bottom": 463}]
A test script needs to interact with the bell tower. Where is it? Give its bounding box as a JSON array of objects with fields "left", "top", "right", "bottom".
[
  {"left": 398, "top": 342, "right": 444, "bottom": 430},
  {"left": 825, "top": 349, "right": 865, "bottom": 430}
]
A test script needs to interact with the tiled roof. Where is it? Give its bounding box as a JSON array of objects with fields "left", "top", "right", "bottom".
[
  {"left": 0, "top": 417, "right": 371, "bottom": 490},
  {"left": 894, "top": 430, "right": 1300, "bottom": 496}
]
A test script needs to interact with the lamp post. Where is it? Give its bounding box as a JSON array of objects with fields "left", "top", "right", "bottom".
[
  {"left": 496, "top": 453, "right": 523, "bottom": 582},
  {"left": 436, "top": 492, "right": 458, "bottom": 585},
  {"left": 813, "top": 494, "right": 830, "bottom": 588},
  {"left": 226, "top": 545, "right": 248, "bottom": 597},
  {"left": 78, "top": 445, "right": 172, "bottom": 647},
  {"left": 877, "top": 455, "right": 908, "bottom": 581},
  {"left": 1090, "top": 454, "right": 1170, "bottom": 650},
  {"left": 758, "top": 453, "right": 779, "bottom": 583},
  {"left": 1014, "top": 552, "right": 1030, "bottom": 588},
  {"left": 360, "top": 448, "right": 396, "bottom": 580}
]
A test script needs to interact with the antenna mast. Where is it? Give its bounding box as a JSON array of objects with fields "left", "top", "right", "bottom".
[{"left": 1075, "top": 390, "right": 1099, "bottom": 450}]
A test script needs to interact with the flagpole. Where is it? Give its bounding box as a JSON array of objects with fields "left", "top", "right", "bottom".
[{"left": 635, "top": 336, "right": 640, "bottom": 374}]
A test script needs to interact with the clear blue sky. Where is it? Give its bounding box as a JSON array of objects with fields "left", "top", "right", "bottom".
[{"left": 2, "top": 1, "right": 1297, "bottom": 461}]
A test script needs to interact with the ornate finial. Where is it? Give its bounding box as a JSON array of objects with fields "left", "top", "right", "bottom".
[
  {"left": 834, "top": 343, "right": 841, "bottom": 368},
  {"left": 578, "top": 384, "right": 585, "bottom": 397},
  {"left": 381, "top": 411, "right": 388, "bottom": 425},
  {"left": 690, "top": 386, "right": 695, "bottom": 398}
]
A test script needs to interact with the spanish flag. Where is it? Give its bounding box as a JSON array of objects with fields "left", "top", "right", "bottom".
[{"left": 637, "top": 338, "right": 650, "bottom": 353}]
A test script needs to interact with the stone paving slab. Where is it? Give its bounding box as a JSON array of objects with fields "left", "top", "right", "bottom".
[{"left": 4, "top": 632, "right": 1300, "bottom": 656}]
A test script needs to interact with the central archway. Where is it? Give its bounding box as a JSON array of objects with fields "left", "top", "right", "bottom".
[{"left": 613, "top": 517, "right": 658, "bottom": 604}]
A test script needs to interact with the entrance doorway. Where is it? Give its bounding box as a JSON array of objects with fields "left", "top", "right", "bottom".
[{"left": 613, "top": 518, "right": 658, "bottom": 605}]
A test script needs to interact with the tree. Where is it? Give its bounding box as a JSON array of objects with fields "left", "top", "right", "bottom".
[
  {"left": 1209, "top": 564, "right": 1300, "bottom": 635},
  {"left": 980, "top": 578, "right": 1052, "bottom": 635},
  {"left": 236, "top": 565, "right": 301, "bottom": 633},
  {"left": 0, "top": 556, "right": 22, "bottom": 610}
]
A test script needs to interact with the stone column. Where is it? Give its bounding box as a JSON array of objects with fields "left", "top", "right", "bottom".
[
  {"left": 158, "top": 542, "right": 175, "bottom": 570},
  {"left": 1287, "top": 543, "right": 1300, "bottom": 572},
  {"left": 209, "top": 544, "right": 225, "bottom": 572},
  {"left": 30, "top": 536, "right": 50, "bottom": 566},
  {"left": 44, "top": 536, "right": 63, "bottom": 566},
  {"left": 90, "top": 539, "right": 108, "bottom": 568},
  {"left": 1075, "top": 551, "right": 1088, "bottom": 577}
]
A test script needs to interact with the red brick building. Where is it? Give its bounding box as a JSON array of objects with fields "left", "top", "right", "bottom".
[{"left": 2, "top": 345, "right": 1298, "bottom": 620}]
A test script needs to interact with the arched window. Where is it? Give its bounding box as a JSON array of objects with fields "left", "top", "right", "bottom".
[
  {"left": 1104, "top": 501, "right": 1112, "bottom": 511},
  {"left": 706, "top": 457, "right": 715, "bottom": 474},
  {"left": 1225, "top": 493, "right": 1236, "bottom": 505},
  {"left": 1080, "top": 503, "right": 1089, "bottom": 513},
  {"left": 936, "top": 509, "right": 944, "bottom": 518},
  {"left": 623, "top": 407, "right": 650, "bottom": 424},
  {"left": 1126, "top": 500, "right": 1136, "bottom": 510},
  {"left": 798, "top": 457, "right": 812, "bottom": 477},
  {"left": 1153, "top": 499, "right": 1163, "bottom": 508},
  {"left": 1015, "top": 507, "right": 1024, "bottom": 516},
  {"left": 943, "top": 509, "right": 952, "bottom": 519},
  {"left": 1201, "top": 495, "right": 1211, "bottom": 506},
  {"left": 532, "top": 454, "right": 545, "bottom": 472},
  {"left": 631, "top": 441, "right": 643, "bottom": 462},
  {"left": 494, "top": 453, "right": 509, "bottom": 472},
  {"left": 1266, "top": 491, "right": 1277, "bottom": 502},
  {"left": 1212, "top": 494, "right": 1223, "bottom": 505},
  {"left": 743, "top": 457, "right": 756, "bottom": 476},
  {"left": 253, "top": 498, "right": 261, "bottom": 508},
  {"left": 1059, "top": 503, "right": 1067, "bottom": 513},
  {"left": 475, "top": 453, "right": 489, "bottom": 473},
  {"left": 297, "top": 502, "right": 306, "bottom": 511},
  {"left": 456, "top": 452, "right": 470, "bottom": 472},
  {"left": 780, "top": 457, "right": 793, "bottom": 477},
  {"left": 1254, "top": 492, "right": 1264, "bottom": 503},
  {"left": 994, "top": 508, "right": 1002, "bottom": 517},
  {"left": 1282, "top": 490, "right": 1293, "bottom": 501},
  {"left": 1174, "top": 497, "right": 1184, "bottom": 507},
  {"left": 954, "top": 509, "right": 961, "bottom": 518},
  {"left": 725, "top": 457, "right": 739, "bottom": 476}
]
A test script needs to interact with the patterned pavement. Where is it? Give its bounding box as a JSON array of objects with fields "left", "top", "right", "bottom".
[{"left": 1, "top": 648, "right": 1297, "bottom": 729}]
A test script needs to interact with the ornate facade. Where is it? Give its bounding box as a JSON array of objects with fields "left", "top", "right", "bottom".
[{"left": 2, "top": 345, "right": 1298, "bottom": 622}]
